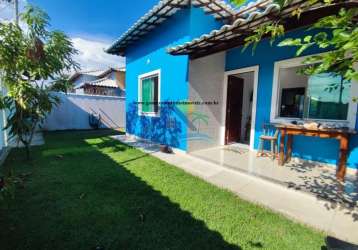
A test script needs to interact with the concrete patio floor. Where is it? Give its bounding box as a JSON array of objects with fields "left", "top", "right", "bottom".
[
  {"left": 113, "top": 135, "right": 358, "bottom": 244},
  {"left": 191, "top": 144, "right": 358, "bottom": 207}
]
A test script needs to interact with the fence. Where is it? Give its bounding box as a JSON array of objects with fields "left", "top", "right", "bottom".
[{"left": 43, "top": 92, "right": 125, "bottom": 131}]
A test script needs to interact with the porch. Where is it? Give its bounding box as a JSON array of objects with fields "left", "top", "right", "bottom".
[
  {"left": 186, "top": 35, "right": 358, "bottom": 173},
  {"left": 190, "top": 145, "right": 358, "bottom": 207}
]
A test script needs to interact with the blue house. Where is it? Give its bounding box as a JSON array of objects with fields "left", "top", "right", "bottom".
[{"left": 107, "top": 0, "right": 358, "bottom": 175}]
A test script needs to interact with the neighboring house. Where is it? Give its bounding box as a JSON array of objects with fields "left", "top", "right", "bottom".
[
  {"left": 106, "top": 0, "right": 358, "bottom": 170},
  {"left": 69, "top": 68, "right": 126, "bottom": 97}
]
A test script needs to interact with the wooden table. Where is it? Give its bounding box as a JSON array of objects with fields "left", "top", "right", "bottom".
[{"left": 275, "top": 124, "right": 356, "bottom": 181}]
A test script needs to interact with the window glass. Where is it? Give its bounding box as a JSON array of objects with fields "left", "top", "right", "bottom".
[
  {"left": 278, "top": 66, "right": 351, "bottom": 121},
  {"left": 141, "top": 75, "right": 159, "bottom": 114},
  {"left": 280, "top": 87, "right": 305, "bottom": 118},
  {"left": 307, "top": 73, "right": 350, "bottom": 120}
]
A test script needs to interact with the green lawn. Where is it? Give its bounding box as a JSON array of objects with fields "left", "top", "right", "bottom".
[{"left": 0, "top": 131, "right": 326, "bottom": 250}]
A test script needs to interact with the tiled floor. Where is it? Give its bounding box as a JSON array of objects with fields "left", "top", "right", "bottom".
[
  {"left": 191, "top": 144, "right": 358, "bottom": 207},
  {"left": 112, "top": 135, "right": 358, "bottom": 244}
]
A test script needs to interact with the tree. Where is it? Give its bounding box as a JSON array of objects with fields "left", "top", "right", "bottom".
[
  {"left": 0, "top": 5, "right": 79, "bottom": 159},
  {"left": 230, "top": 0, "right": 358, "bottom": 87},
  {"left": 229, "top": 0, "right": 246, "bottom": 5}
]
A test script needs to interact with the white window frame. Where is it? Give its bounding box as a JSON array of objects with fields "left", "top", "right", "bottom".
[
  {"left": 138, "top": 69, "right": 161, "bottom": 117},
  {"left": 221, "top": 65, "right": 259, "bottom": 151},
  {"left": 270, "top": 54, "right": 358, "bottom": 129}
]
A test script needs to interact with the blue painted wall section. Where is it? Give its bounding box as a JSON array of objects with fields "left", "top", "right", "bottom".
[
  {"left": 226, "top": 28, "right": 358, "bottom": 169},
  {"left": 125, "top": 6, "right": 223, "bottom": 151},
  {"left": 189, "top": 6, "right": 224, "bottom": 38}
]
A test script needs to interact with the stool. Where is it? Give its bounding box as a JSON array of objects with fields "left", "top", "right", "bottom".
[{"left": 257, "top": 123, "right": 279, "bottom": 160}]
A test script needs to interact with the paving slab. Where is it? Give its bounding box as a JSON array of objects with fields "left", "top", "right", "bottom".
[
  {"left": 206, "top": 170, "right": 252, "bottom": 192},
  {"left": 329, "top": 205, "right": 358, "bottom": 243}
]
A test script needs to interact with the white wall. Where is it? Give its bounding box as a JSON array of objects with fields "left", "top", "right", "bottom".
[
  {"left": 279, "top": 66, "right": 307, "bottom": 91},
  {"left": 75, "top": 88, "right": 85, "bottom": 95},
  {"left": 73, "top": 74, "right": 97, "bottom": 88},
  {"left": 0, "top": 82, "right": 8, "bottom": 150},
  {"left": 188, "top": 52, "right": 225, "bottom": 152},
  {"left": 0, "top": 110, "right": 5, "bottom": 150},
  {"left": 43, "top": 93, "right": 126, "bottom": 131},
  {"left": 73, "top": 74, "right": 97, "bottom": 94}
]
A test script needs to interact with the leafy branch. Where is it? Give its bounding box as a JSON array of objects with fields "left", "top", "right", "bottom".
[
  {"left": 230, "top": 0, "right": 358, "bottom": 83},
  {"left": 0, "top": 5, "right": 79, "bottom": 160}
]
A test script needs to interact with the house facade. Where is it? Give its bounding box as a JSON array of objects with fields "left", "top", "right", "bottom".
[
  {"left": 69, "top": 68, "right": 126, "bottom": 97},
  {"left": 107, "top": 0, "right": 358, "bottom": 170}
]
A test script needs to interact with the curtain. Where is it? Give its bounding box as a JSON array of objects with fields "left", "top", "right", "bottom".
[{"left": 142, "top": 78, "right": 154, "bottom": 113}]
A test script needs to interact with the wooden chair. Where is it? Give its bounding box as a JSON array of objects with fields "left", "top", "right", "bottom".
[{"left": 257, "top": 123, "right": 279, "bottom": 160}]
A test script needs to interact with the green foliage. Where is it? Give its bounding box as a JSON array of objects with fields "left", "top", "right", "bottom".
[
  {"left": 278, "top": 8, "right": 358, "bottom": 81},
  {"left": 0, "top": 5, "right": 78, "bottom": 159},
  {"left": 229, "top": 0, "right": 246, "bottom": 6},
  {"left": 274, "top": 0, "right": 334, "bottom": 10},
  {"left": 243, "top": 22, "right": 285, "bottom": 53},
  {"left": 230, "top": 0, "right": 358, "bottom": 84}
]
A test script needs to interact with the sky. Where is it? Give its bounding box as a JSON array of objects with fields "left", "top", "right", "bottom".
[
  {"left": 0, "top": 0, "right": 162, "bottom": 71},
  {"left": 0, "top": 0, "right": 238, "bottom": 72}
]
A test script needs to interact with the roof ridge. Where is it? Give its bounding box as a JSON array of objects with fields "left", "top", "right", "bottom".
[
  {"left": 86, "top": 76, "right": 111, "bottom": 84},
  {"left": 168, "top": 0, "right": 352, "bottom": 58},
  {"left": 75, "top": 76, "right": 120, "bottom": 89},
  {"left": 193, "top": 0, "right": 237, "bottom": 15},
  {"left": 167, "top": 0, "right": 279, "bottom": 55},
  {"left": 73, "top": 67, "right": 124, "bottom": 76},
  {"left": 107, "top": 0, "right": 240, "bottom": 55},
  {"left": 74, "top": 68, "right": 110, "bottom": 74}
]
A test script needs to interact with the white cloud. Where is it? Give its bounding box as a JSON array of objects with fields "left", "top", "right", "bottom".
[
  {"left": 71, "top": 37, "right": 125, "bottom": 72},
  {"left": 1, "top": 2, "right": 124, "bottom": 72},
  {"left": 0, "top": 1, "right": 16, "bottom": 22},
  {"left": 0, "top": 0, "right": 26, "bottom": 23}
]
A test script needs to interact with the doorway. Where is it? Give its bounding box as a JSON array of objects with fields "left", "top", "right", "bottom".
[
  {"left": 225, "top": 76, "right": 244, "bottom": 144},
  {"left": 224, "top": 67, "right": 258, "bottom": 150}
]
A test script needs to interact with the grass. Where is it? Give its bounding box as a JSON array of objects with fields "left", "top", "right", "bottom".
[{"left": 0, "top": 130, "right": 326, "bottom": 250}]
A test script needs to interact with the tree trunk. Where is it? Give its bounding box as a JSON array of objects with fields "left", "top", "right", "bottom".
[
  {"left": 21, "top": 119, "right": 39, "bottom": 161},
  {"left": 19, "top": 137, "right": 31, "bottom": 161},
  {"left": 25, "top": 143, "right": 30, "bottom": 160}
]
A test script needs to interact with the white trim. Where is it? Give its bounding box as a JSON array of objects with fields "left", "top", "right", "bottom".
[
  {"left": 221, "top": 65, "right": 259, "bottom": 151},
  {"left": 2, "top": 110, "right": 7, "bottom": 147},
  {"left": 0, "top": 79, "right": 8, "bottom": 147},
  {"left": 271, "top": 55, "right": 357, "bottom": 128},
  {"left": 138, "top": 69, "right": 161, "bottom": 117}
]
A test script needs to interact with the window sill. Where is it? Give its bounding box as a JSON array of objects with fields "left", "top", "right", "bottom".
[{"left": 138, "top": 112, "right": 160, "bottom": 118}]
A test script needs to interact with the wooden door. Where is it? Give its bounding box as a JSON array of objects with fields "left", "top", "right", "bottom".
[{"left": 225, "top": 76, "right": 244, "bottom": 144}]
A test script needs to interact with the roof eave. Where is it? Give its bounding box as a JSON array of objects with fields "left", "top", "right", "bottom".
[
  {"left": 168, "top": 0, "right": 358, "bottom": 59},
  {"left": 68, "top": 72, "right": 81, "bottom": 82},
  {"left": 106, "top": 0, "right": 238, "bottom": 56},
  {"left": 106, "top": 46, "right": 125, "bottom": 56}
]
